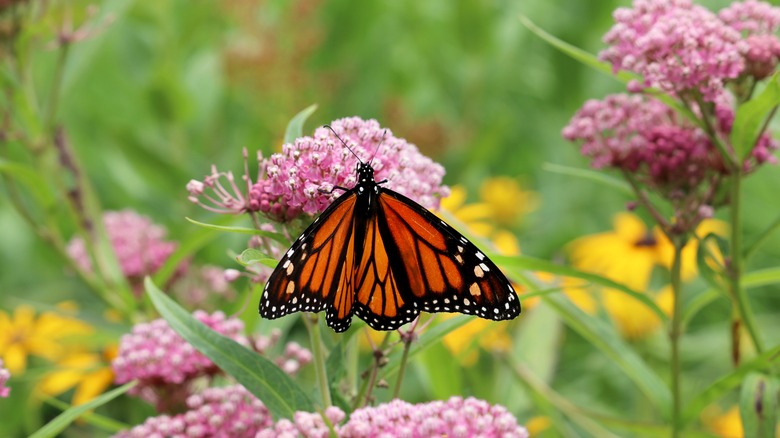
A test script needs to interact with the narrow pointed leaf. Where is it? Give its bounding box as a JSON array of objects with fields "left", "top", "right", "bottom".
[
  {"left": 145, "top": 278, "right": 314, "bottom": 418},
  {"left": 284, "top": 104, "right": 318, "bottom": 144},
  {"left": 29, "top": 382, "right": 136, "bottom": 438}
]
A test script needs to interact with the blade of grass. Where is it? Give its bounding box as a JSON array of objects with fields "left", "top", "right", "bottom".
[
  {"left": 29, "top": 382, "right": 136, "bottom": 438},
  {"left": 544, "top": 294, "right": 673, "bottom": 419}
]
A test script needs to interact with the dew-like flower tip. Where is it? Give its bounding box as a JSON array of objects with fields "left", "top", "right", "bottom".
[
  {"left": 601, "top": 0, "right": 747, "bottom": 100},
  {"left": 251, "top": 117, "right": 450, "bottom": 222}
]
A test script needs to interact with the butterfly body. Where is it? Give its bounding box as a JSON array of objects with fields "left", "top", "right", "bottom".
[{"left": 260, "top": 161, "right": 521, "bottom": 332}]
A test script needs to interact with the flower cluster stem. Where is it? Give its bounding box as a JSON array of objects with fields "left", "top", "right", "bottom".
[
  {"left": 728, "top": 173, "right": 764, "bottom": 362},
  {"left": 304, "top": 314, "right": 332, "bottom": 407},
  {"left": 669, "top": 237, "right": 685, "bottom": 438}
]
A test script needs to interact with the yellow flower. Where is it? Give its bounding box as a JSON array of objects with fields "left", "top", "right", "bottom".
[
  {"left": 702, "top": 405, "right": 742, "bottom": 438},
  {"left": 657, "top": 219, "right": 728, "bottom": 282},
  {"left": 568, "top": 213, "right": 664, "bottom": 291},
  {"left": 478, "top": 177, "right": 539, "bottom": 226},
  {"left": 566, "top": 213, "right": 724, "bottom": 339},
  {"left": 525, "top": 415, "right": 552, "bottom": 437},
  {"left": 0, "top": 306, "right": 93, "bottom": 374},
  {"left": 440, "top": 185, "right": 494, "bottom": 237},
  {"left": 603, "top": 286, "right": 674, "bottom": 339},
  {"left": 38, "top": 344, "right": 117, "bottom": 405}
]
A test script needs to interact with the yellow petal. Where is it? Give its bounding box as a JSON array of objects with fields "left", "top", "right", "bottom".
[
  {"left": 603, "top": 289, "right": 662, "bottom": 340},
  {"left": 73, "top": 368, "right": 114, "bottom": 405},
  {"left": 3, "top": 344, "right": 28, "bottom": 374},
  {"left": 440, "top": 185, "right": 467, "bottom": 212}
]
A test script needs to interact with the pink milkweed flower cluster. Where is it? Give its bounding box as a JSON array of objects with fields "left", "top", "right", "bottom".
[
  {"left": 562, "top": 93, "right": 777, "bottom": 227},
  {"left": 112, "top": 311, "right": 248, "bottom": 411},
  {"left": 188, "top": 117, "right": 449, "bottom": 223},
  {"left": 256, "top": 406, "right": 346, "bottom": 438},
  {"left": 112, "top": 385, "right": 273, "bottom": 438},
  {"left": 338, "top": 397, "right": 528, "bottom": 438},
  {"left": 600, "top": 0, "right": 748, "bottom": 100},
  {"left": 251, "top": 117, "right": 449, "bottom": 222},
  {"left": 719, "top": 0, "right": 780, "bottom": 79},
  {"left": 0, "top": 359, "right": 10, "bottom": 398},
  {"left": 66, "top": 210, "right": 180, "bottom": 295},
  {"left": 112, "top": 312, "right": 312, "bottom": 412}
]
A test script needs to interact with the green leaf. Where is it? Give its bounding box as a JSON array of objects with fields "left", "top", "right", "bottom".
[
  {"left": 29, "top": 382, "right": 136, "bottom": 438},
  {"left": 493, "top": 254, "right": 668, "bottom": 321},
  {"left": 236, "top": 248, "right": 279, "bottom": 269},
  {"left": 41, "top": 396, "right": 129, "bottom": 433},
  {"left": 186, "top": 217, "right": 290, "bottom": 245},
  {"left": 145, "top": 278, "right": 314, "bottom": 418},
  {"left": 543, "top": 163, "right": 633, "bottom": 195},
  {"left": 544, "top": 294, "right": 673, "bottom": 419},
  {"left": 682, "top": 267, "right": 780, "bottom": 327},
  {"left": 731, "top": 74, "right": 780, "bottom": 159},
  {"left": 519, "top": 16, "right": 633, "bottom": 82},
  {"left": 0, "top": 159, "right": 56, "bottom": 207},
  {"left": 682, "top": 344, "right": 780, "bottom": 425},
  {"left": 284, "top": 104, "right": 318, "bottom": 144},
  {"left": 740, "top": 373, "right": 779, "bottom": 438}
]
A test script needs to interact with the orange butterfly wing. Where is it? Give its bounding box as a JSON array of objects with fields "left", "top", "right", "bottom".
[
  {"left": 351, "top": 189, "right": 520, "bottom": 330},
  {"left": 260, "top": 192, "right": 359, "bottom": 332}
]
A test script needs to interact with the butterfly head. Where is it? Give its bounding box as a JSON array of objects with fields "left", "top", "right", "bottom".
[{"left": 356, "top": 161, "right": 375, "bottom": 184}]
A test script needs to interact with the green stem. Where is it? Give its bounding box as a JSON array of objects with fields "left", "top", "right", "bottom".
[
  {"left": 354, "top": 332, "right": 391, "bottom": 409},
  {"left": 304, "top": 314, "right": 332, "bottom": 407},
  {"left": 391, "top": 336, "right": 412, "bottom": 399},
  {"left": 728, "top": 174, "right": 764, "bottom": 361},
  {"left": 669, "top": 237, "right": 686, "bottom": 438}
]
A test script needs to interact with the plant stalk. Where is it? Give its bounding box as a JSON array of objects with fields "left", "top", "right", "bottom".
[
  {"left": 669, "top": 237, "right": 685, "bottom": 438},
  {"left": 304, "top": 314, "right": 332, "bottom": 407}
]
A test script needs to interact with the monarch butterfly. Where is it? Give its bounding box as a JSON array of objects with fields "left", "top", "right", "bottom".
[{"left": 260, "top": 127, "right": 521, "bottom": 332}]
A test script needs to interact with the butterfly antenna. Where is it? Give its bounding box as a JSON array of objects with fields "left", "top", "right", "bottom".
[
  {"left": 369, "top": 129, "right": 388, "bottom": 166},
  {"left": 324, "top": 124, "right": 363, "bottom": 163}
]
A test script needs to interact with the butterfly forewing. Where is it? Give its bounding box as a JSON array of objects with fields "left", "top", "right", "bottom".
[{"left": 375, "top": 190, "right": 520, "bottom": 321}]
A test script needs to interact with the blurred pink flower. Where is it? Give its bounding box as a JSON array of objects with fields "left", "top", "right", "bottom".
[
  {"left": 0, "top": 358, "right": 10, "bottom": 397},
  {"left": 600, "top": 0, "right": 746, "bottom": 100},
  {"left": 250, "top": 117, "right": 449, "bottom": 222},
  {"left": 720, "top": 0, "right": 780, "bottom": 79},
  {"left": 66, "top": 210, "right": 180, "bottom": 295},
  {"left": 113, "top": 385, "right": 273, "bottom": 438}
]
